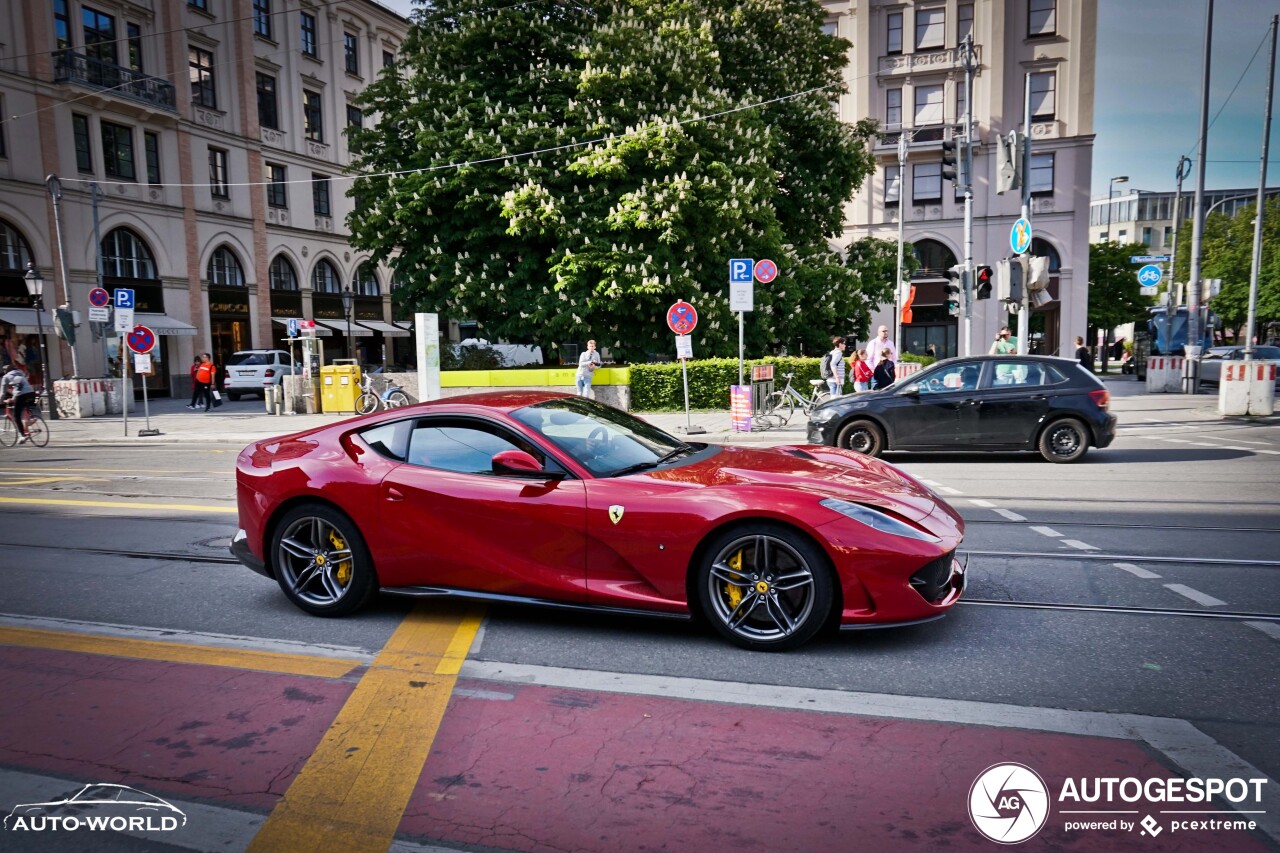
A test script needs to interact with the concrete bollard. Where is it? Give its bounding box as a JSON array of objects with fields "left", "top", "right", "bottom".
[
  {"left": 90, "top": 380, "right": 107, "bottom": 416},
  {"left": 1165, "top": 356, "right": 1185, "bottom": 393},
  {"left": 53, "top": 379, "right": 95, "bottom": 418},
  {"left": 101, "top": 378, "right": 134, "bottom": 415},
  {"left": 896, "top": 363, "right": 923, "bottom": 381},
  {"left": 1146, "top": 356, "right": 1171, "bottom": 393},
  {"left": 1218, "top": 361, "right": 1278, "bottom": 416}
]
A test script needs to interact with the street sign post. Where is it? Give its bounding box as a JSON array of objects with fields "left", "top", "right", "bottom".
[
  {"left": 753, "top": 259, "right": 777, "bottom": 284},
  {"left": 287, "top": 318, "right": 300, "bottom": 338},
  {"left": 1131, "top": 255, "right": 1171, "bottom": 264},
  {"left": 1136, "top": 265, "right": 1164, "bottom": 287},
  {"left": 88, "top": 287, "right": 110, "bottom": 322},
  {"left": 666, "top": 300, "right": 698, "bottom": 335},
  {"left": 126, "top": 325, "right": 156, "bottom": 354},
  {"left": 113, "top": 288, "right": 135, "bottom": 333},
  {"left": 126, "top": 323, "right": 160, "bottom": 437},
  {"left": 666, "top": 301, "right": 704, "bottom": 435},
  {"left": 729, "top": 258, "right": 755, "bottom": 385},
  {"left": 1010, "top": 218, "right": 1032, "bottom": 255}
]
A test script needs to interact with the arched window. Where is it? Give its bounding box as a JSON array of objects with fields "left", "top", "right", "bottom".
[
  {"left": 268, "top": 255, "right": 298, "bottom": 290},
  {"left": 208, "top": 246, "right": 245, "bottom": 286},
  {"left": 0, "top": 220, "right": 34, "bottom": 272},
  {"left": 353, "top": 262, "right": 380, "bottom": 296},
  {"left": 910, "top": 239, "right": 958, "bottom": 279},
  {"left": 102, "top": 228, "right": 157, "bottom": 279},
  {"left": 1030, "top": 238, "right": 1062, "bottom": 273},
  {"left": 312, "top": 259, "right": 339, "bottom": 293}
]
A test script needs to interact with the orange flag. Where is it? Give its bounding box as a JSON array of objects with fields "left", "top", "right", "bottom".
[{"left": 900, "top": 285, "right": 916, "bottom": 325}]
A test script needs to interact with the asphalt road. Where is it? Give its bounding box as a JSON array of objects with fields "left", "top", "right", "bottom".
[{"left": 1, "top": 386, "right": 1277, "bottom": 852}]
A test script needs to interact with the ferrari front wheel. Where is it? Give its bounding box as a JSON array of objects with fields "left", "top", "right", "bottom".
[
  {"left": 697, "top": 524, "right": 834, "bottom": 651},
  {"left": 270, "top": 504, "right": 377, "bottom": 616}
]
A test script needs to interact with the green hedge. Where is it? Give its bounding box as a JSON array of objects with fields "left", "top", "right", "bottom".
[
  {"left": 631, "top": 356, "right": 831, "bottom": 411},
  {"left": 901, "top": 352, "right": 937, "bottom": 366}
]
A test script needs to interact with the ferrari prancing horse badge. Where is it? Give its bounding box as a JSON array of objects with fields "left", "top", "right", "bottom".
[{"left": 608, "top": 505, "right": 625, "bottom": 525}]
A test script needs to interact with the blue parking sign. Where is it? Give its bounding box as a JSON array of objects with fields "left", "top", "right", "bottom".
[
  {"left": 729, "top": 258, "right": 753, "bottom": 284},
  {"left": 114, "top": 288, "right": 135, "bottom": 309}
]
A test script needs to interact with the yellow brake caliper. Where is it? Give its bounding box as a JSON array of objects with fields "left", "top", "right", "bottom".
[
  {"left": 328, "top": 530, "right": 351, "bottom": 587},
  {"left": 725, "top": 550, "right": 744, "bottom": 609}
]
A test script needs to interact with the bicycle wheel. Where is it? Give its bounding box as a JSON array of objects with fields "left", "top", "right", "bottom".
[
  {"left": 805, "top": 391, "right": 832, "bottom": 414},
  {"left": 24, "top": 412, "right": 48, "bottom": 447},
  {"left": 355, "top": 392, "right": 379, "bottom": 415},
  {"left": 385, "top": 390, "right": 410, "bottom": 409},
  {"left": 762, "top": 391, "right": 793, "bottom": 425},
  {"left": 0, "top": 414, "right": 16, "bottom": 447}
]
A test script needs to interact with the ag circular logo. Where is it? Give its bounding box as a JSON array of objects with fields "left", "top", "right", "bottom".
[{"left": 969, "top": 763, "right": 1050, "bottom": 844}]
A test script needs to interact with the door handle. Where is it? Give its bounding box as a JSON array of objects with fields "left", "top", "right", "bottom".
[{"left": 386, "top": 487, "right": 404, "bottom": 502}]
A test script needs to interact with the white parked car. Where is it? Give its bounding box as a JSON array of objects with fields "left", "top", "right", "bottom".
[
  {"left": 224, "top": 350, "right": 299, "bottom": 400},
  {"left": 1198, "top": 345, "right": 1280, "bottom": 388}
]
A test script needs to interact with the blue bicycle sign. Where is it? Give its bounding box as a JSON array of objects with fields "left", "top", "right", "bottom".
[{"left": 1136, "top": 264, "right": 1164, "bottom": 286}]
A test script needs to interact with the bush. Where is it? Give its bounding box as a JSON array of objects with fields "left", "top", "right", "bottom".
[
  {"left": 631, "top": 355, "right": 829, "bottom": 411},
  {"left": 900, "top": 352, "right": 937, "bottom": 367},
  {"left": 441, "top": 345, "right": 506, "bottom": 371}
]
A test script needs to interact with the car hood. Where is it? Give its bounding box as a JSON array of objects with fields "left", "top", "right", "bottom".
[{"left": 645, "top": 444, "right": 942, "bottom": 522}]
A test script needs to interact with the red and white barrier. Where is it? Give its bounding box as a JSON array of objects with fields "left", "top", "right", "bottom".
[
  {"left": 1219, "top": 360, "right": 1277, "bottom": 416},
  {"left": 896, "top": 362, "right": 923, "bottom": 380},
  {"left": 1145, "top": 356, "right": 1185, "bottom": 393}
]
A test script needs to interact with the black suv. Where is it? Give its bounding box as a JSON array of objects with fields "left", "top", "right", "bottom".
[{"left": 806, "top": 355, "right": 1117, "bottom": 463}]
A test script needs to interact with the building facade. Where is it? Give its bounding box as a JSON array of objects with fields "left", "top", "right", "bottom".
[
  {"left": 0, "top": 0, "right": 410, "bottom": 396},
  {"left": 1089, "top": 187, "right": 1280, "bottom": 250},
  {"left": 823, "top": 0, "right": 1096, "bottom": 358}
]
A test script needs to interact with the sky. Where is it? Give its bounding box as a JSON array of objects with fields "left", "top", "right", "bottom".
[{"left": 376, "top": 0, "right": 1280, "bottom": 198}]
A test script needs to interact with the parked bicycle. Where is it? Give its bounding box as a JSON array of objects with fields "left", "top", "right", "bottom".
[
  {"left": 1, "top": 395, "right": 49, "bottom": 447},
  {"left": 762, "top": 372, "right": 831, "bottom": 425},
  {"left": 355, "top": 374, "right": 411, "bottom": 415}
]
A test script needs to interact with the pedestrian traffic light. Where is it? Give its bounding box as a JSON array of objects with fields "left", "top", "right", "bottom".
[
  {"left": 974, "top": 265, "right": 993, "bottom": 300},
  {"left": 945, "top": 265, "right": 963, "bottom": 316},
  {"left": 941, "top": 139, "right": 958, "bottom": 183}
]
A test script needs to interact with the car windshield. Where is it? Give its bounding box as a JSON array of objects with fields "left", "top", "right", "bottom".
[
  {"left": 512, "top": 397, "right": 689, "bottom": 477},
  {"left": 229, "top": 353, "right": 270, "bottom": 366}
]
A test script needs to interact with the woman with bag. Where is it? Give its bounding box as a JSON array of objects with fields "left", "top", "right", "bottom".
[
  {"left": 193, "top": 353, "right": 217, "bottom": 412},
  {"left": 852, "top": 349, "right": 873, "bottom": 392}
]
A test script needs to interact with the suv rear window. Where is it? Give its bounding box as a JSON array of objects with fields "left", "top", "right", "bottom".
[{"left": 229, "top": 353, "right": 270, "bottom": 366}]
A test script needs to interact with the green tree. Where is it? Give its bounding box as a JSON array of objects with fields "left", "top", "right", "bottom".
[
  {"left": 1088, "top": 240, "right": 1151, "bottom": 366},
  {"left": 347, "top": 0, "right": 879, "bottom": 363}
]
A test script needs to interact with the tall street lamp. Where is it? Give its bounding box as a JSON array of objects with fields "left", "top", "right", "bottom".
[
  {"left": 340, "top": 286, "right": 355, "bottom": 362},
  {"left": 1105, "top": 175, "right": 1129, "bottom": 240},
  {"left": 23, "top": 263, "right": 58, "bottom": 420}
]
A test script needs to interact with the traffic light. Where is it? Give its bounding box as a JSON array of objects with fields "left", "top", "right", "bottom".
[
  {"left": 995, "top": 131, "right": 1023, "bottom": 194},
  {"left": 974, "top": 265, "right": 993, "bottom": 300},
  {"left": 945, "top": 265, "right": 963, "bottom": 316},
  {"left": 941, "top": 139, "right": 958, "bottom": 183}
]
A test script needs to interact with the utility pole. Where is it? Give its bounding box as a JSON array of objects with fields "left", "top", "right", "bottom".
[
  {"left": 1245, "top": 15, "right": 1277, "bottom": 359},
  {"left": 1185, "top": 0, "right": 1214, "bottom": 392},
  {"left": 1166, "top": 156, "right": 1192, "bottom": 353},
  {"left": 961, "top": 34, "right": 976, "bottom": 356},
  {"left": 894, "top": 130, "right": 909, "bottom": 356},
  {"left": 1017, "top": 73, "right": 1032, "bottom": 355}
]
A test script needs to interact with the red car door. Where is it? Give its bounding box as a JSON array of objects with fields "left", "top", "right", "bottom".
[{"left": 374, "top": 416, "right": 588, "bottom": 600}]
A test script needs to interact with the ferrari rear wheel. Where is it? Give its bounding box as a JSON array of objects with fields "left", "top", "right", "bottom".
[
  {"left": 837, "top": 419, "right": 884, "bottom": 457},
  {"left": 698, "top": 524, "right": 834, "bottom": 651},
  {"left": 271, "top": 504, "right": 377, "bottom": 616}
]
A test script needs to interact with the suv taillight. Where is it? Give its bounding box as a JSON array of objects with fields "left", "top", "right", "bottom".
[
  {"left": 264, "top": 369, "right": 276, "bottom": 378},
  {"left": 1088, "top": 389, "right": 1109, "bottom": 410}
]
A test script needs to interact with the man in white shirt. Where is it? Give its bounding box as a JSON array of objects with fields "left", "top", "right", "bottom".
[
  {"left": 867, "top": 326, "right": 898, "bottom": 370},
  {"left": 576, "top": 340, "right": 602, "bottom": 398}
]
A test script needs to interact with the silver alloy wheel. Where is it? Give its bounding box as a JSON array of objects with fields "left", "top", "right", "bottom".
[
  {"left": 276, "top": 515, "right": 356, "bottom": 606},
  {"left": 706, "top": 533, "right": 816, "bottom": 643}
]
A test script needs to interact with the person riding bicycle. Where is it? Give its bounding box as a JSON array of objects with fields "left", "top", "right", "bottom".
[{"left": 1, "top": 363, "right": 38, "bottom": 443}]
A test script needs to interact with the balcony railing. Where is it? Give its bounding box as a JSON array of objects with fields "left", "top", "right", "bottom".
[
  {"left": 878, "top": 45, "right": 981, "bottom": 77},
  {"left": 53, "top": 51, "right": 177, "bottom": 113},
  {"left": 877, "top": 124, "right": 965, "bottom": 150}
]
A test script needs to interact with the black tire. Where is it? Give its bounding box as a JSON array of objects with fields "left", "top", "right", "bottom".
[
  {"left": 0, "top": 415, "right": 17, "bottom": 447},
  {"left": 269, "top": 504, "right": 378, "bottom": 616},
  {"left": 386, "top": 390, "right": 410, "bottom": 409},
  {"left": 356, "top": 392, "right": 379, "bottom": 416},
  {"left": 1039, "top": 418, "right": 1089, "bottom": 463},
  {"left": 24, "top": 412, "right": 49, "bottom": 447},
  {"left": 836, "top": 419, "right": 885, "bottom": 456},
  {"left": 696, "top": 523, "right": 834, "bottom": 651},
  {"left": 226, "top": 392, "right": 242, "bottom": 402}
]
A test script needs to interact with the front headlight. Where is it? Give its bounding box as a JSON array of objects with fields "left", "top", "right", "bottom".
[
  {"left": 809, "top": 406, "right": 838, "bottom": 424},
  {"left": 820, "top": 498, "right": 940, "bottom": 542}
]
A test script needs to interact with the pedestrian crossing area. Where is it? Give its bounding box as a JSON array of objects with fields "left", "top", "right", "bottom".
[{"left": 1118, "top": 417, "right": 1280, "bottom": 454}]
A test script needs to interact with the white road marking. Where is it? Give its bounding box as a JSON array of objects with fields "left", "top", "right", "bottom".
[
  {"left": 1030, "top": 526, "right": 1063, "bottom": 538},
  {"left": 1163, "top": 584, "right": 1227, "bottom": 608},
  {"left": 968, "top": 499, "right": 996, "bottom": 507},
  {"left": 1113, "top": 562, "right": 1162, "bottom": 579},
  {"left": 1245, "top": 621, "right": 1280, "bottom": 641},
  {"left": 935, "top": 486, "right": 962, "bottom": 495},
  {"left": 1061, "top": 539, "right": 1100, "bottom": 551},
  {"left": 1255, "top": 449, "right": 1280, "bottom": 455},
  {"left": 993, "top": 508, "right": 1027, "bottom": 522},
  {"left": 1158, "top": 438, "right": 1192, "bottom": 443}
]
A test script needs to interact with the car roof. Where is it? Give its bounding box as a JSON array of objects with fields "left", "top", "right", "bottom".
[{"left": 926, "top": 353, "right": 1080, "bottom": 367}]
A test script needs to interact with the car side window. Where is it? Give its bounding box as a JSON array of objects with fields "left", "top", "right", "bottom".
[
  {"left": 358, "top": 420, "right": 411, "bottom": 461},
  {"left": 991, "top": 361, "right": 1047, "bottom": 387},
  {"left": 913, "top": 364, "right": 977, "bottom": 393},
  {"left": 405, "top": 418, "right": 556, "bottom": 476}
]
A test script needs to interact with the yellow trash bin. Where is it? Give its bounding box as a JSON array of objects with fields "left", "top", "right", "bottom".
[{"left": 320, "top": 360, "right": 361, "bottom": 413}]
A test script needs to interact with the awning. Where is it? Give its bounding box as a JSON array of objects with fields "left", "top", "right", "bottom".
[
  {"left": 314, "top": 319, "right": 373, "bottom": 337},
  {"left": 271, "top": 317, "right": 332, "bottom": 337},
  {"left": 135, "top": 312, "right": 197, "bottom": 336},
  {"left": 356, "top": 319, "right": 411, "bottom": 338},
  {"left": 0, "top": 308, "right": 46, "bottom": 335}
]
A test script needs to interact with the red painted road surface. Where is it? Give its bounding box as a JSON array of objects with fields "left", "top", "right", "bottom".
[{"left": 0, "top": 648, "right": 1272, "bottom": 852}]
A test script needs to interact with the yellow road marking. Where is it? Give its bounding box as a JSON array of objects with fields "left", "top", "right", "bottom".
[
  {"left": 0, "top": 496, "right": 237, "bottom": 513},
  {"left": 246, "top": 604, "right": 484, "bottom": 853},
  {"left": 0, "top": 467, "right": 227, "bottom": 474},
  {"left": 0, "top": 476, "right": 107, "bottom": 485},
  {"left": 0, "top": 626, "right": 362, "bottom": 679}
]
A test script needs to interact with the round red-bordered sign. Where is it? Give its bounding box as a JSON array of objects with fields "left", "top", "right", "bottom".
[
  {"left": 753, "top": 258, "right": 778, "bottom": 284},
  {"left": 89, "top": 287, "right": 111, "bottom": 308},
  {"left": 127, "top": 325, "right": 156, "bottom": 355},
  {"left": 666, "top": 300, "right": 698, "bottom": 335}
]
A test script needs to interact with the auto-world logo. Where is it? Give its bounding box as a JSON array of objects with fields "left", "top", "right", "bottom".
[
  {"left": 969, "top": 763, "right": 1050, "bottom": 844},
  {"left": 4, "top": 783, "right": 186, "bottom": 833}
]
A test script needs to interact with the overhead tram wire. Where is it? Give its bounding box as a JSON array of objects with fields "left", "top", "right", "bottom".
[{"left": 1180, "top": 27, "right": 1271, "bottom": 160}]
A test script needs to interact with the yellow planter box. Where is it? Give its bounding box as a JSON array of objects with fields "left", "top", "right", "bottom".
[{"left": 440, "top": 367, "right": 630, "bottom": 388}]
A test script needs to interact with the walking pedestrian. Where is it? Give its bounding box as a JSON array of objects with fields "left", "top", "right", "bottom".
[
  {"left": 1074, "top": 336, "right": 1092, "bottom": 372},
  {"left": 852, "top": 349, "right": 873, "bottom": 392},
  {"left": 186, "top": 356, "right": 202, "bottom": 408},
  {"left": 872, "top": 347, "right": 896, "bottom": 390},
  {"left": 825, "top": 337, "right": 847, "bottom": 398},
  {"left": 866, "top": 326, "right": 898, "bottom": 372},
  {"left": 193, "top": 353, "right": 216, "bottom": 412},
  {"left": 576, "top": 340, "right": 601, "bottom": 398}
]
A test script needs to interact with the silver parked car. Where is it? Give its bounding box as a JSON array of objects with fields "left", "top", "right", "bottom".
[
  {"left": 1197, "top": 345, "right": 1280, "bottom": 387},
  {"left": 224, "top": 349, "right": 299, "bottom": 400}
]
